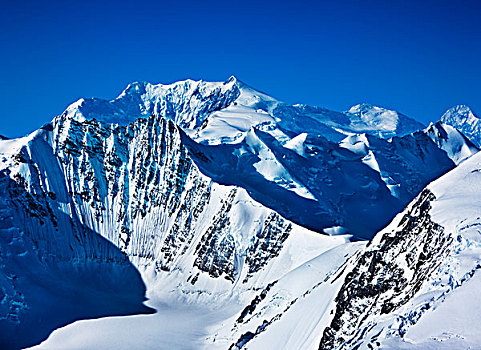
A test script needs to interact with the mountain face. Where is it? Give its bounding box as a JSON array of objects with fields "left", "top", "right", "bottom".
[
  {"left": 56, "top": 77, "right": 475, "bottom": 239},
  {"left": 441, "top": 105, "right": 481, "bottom": 147},
  {"left": 319, "top": 149, "right": 481, "bottom": 349},
  {"left": 64, "top": 77, "right": 424, "bottom": 143},
  {"left": 424, "top": 121, "right": 479, "bottom": 165},
  {"left": 0, "top": 107, "right": 347, "bottom": 349},
  {"left": 217, "top": 151, "right": 481, "bottom": 350},
  {"left": 347, "top": 103, "right": 424, "bottom": 139},
  {"left": 0, "top": 77, "right": 480, "bottom": 349},
  {"left": 64, "top": 78, "right": 241, "bottom": 128}
]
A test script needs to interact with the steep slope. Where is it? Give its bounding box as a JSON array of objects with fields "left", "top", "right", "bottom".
[
  {"left": 63, "top": 77, "right": 424, "bottom": 144},
  {"left": 441, "top": 105, "right": 481, "bottom": 147},
  {"left": 60, "top": 77, "right": 478, "bottom": 239},
  {"left": 338, "top": 130, "right": 458, "bottom": 204},
  {"left": 0, "top": 133, "right": 153, "bottom": 349},
  {"left": 210, "top": 139, "right": 481, "bottom": 350},
  {"left": 424, "top": 121, "right": 478, "bottom": 165},
  {"left": 317, "top": 151, "right": 481, "bottom": 349},
  {"left": 185, "top": 125, "right": 464, "bottom": 239},
  {"left": 205, "top": 241, "right": 365, "bottom": 350},
  {"left": 48, "top": 113, "right": 346, "bottom": 285},
  {"left": 0, "top": 112, "right": 350, "bottom": 349},
  {"left": 64, "top": 77, "right": 241, "bottom": 128}
]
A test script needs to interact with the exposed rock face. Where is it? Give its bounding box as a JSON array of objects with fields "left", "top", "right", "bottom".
[
  {"left": 65, "top": 78, "right": 242, "bottom": 127},
  {"left": 57, "top": 77, "right": 472, "bottom": 240},
  {"left": 320, "top": 189, "right": 453, "bottom": 349},
  {"left": 50, "top": 114, "right": 312, "bottom": 283},
  {"left": 0, "top": 151, "right": 152, "bottom": 349},
  {"left": 243, "top": 213, "right": 292, "bottom": 281},
  {"left": 0, "top": 111, "right": 331, "bottom": 348},
  {"left": 194, "top": 189, "right": 238, "bottom": 282}
]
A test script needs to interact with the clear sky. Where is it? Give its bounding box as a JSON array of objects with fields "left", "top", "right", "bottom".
[{"left": 1, "top": 0, "right": 480, "bottom": 137}]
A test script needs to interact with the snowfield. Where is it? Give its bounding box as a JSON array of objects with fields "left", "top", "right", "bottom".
[{"left": 30, "top": 297, "right": 236, "bottom": 350}]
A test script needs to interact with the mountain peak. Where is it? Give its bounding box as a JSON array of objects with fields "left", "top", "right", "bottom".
[
  {"left": 60, "top": 78, "right": 241, "bottom": 127},
  {"left": 226, "top": 75, "right": 238, "bottom": 84},
  {"left": 346, "top": 103, "right": 424, "bottom": 138},
  {"left": 118, "top": 81, "right": 150, "bottom": 98},
  {"left": 442, "top": 104, "right": 478, "bottom": 121},
  {"left": 347, "top": 103, "right": 377, "bottom": 113},
  {"left": 441, "top": 105, "right": 481, "bottom": 147},
  {"left": 424, "top": 121, "right": 479, "bottom": 164},
  {"left": 56, "top": 78, "right": 428, "bottom": 146},
  {"left": 348, "top": 103, "right": 401, "bottom": 116}
]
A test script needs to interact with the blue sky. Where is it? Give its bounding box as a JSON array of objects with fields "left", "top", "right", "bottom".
[{"left": 1, "top": 0, "right": 480, "bottom": 137}]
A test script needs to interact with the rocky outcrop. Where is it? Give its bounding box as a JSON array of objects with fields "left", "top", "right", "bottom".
[{"left": 319, "top": 189, "right": 453, "bottom": 349}]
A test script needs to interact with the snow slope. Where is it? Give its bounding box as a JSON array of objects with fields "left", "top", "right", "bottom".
[
  {"left": 50, "top": 77, "right": 468, "bottom": 240},
  {"left": 208, "top": 139, "right": 481, "bottom": 350},
  {"left": 424, "top": 121, "right": 479, "bottom": 165},
  {"left": 0, "top": 133, "right": 153, "bottom": 349},
  {"left": 347, "top": 103, "right": 424, "bottom": 139},
  {"left": 63, "top": 77, "right": 424, "bottom": 143},
  {"left": 63, "top": 77, "right": 241, "bottom": 128},
  {"left": 316, "top": 151, "right": 481, "bottom": 349},
  {"left": 56, "top": 77, "right": 478, "bottom": 238}
]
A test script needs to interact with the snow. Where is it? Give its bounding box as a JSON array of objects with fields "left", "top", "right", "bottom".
[
  {"left": 236, "top": 242, "right": 365, "bottom": 350},
  {"left": 424, "top": 121, "right": 478, "bottom": 165},
  {"left": 189, "top": 105, "right": 274, "bottom": 145},
  {"left": 381, "top": 272, "right": 481, "bottom": 349},
  {"left": 429, "top": 150, "right": 481, "bottom": 232},
  {"left": 336, "top": 149, "right": 481, "bottom": 349},
  {"left": 51, "top": 76, "right": 452, "bottom": 239},
  {"left": 347, "top": 103, "right": 424, "bottom": 138},
  {"left": 283, "top": 133, "right": 307, "bottom": 157},
  {"left": 244, "top": 129, "right": 315, "bottom": 200},
  {"left": 441, "top": 104, "right": 481, "bottom": 147},
  {"left": 404, "top": 272, "right": 481, "bottom": 348},
  {"left": 64, "top": 77, "right": 240, "bottom": 128},
  {"left": 348, "top": 103, "right": 399, "bottom": 133},
  {"left": 63, "top": 77, "right": 424, "bottom": 145},
  {"left": 29, "top": 297, "right": 237, "bottom": 350},
  {"left": 0, "top": 107, "right": 356, "bottom": 348},
  {"left": 362, "top": 150, "right": 381, "bottom": 172},
  {"left": 2, "top": 76, "right": 481, "bottom": 349},
  {"left": 26, "top": 214, "right": 350, "bottom": 350}
]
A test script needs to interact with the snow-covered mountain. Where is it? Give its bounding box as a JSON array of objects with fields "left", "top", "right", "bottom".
[
  {"left": 214, "top": 149, "right": 481, "bottom": 350},
  {"left": 319, "top": 149, "right": 481, "bottom": 349},
  {"left": 347, "top": 103, "right": 424, "bottom": 139},
  {"left": 0, "top": 105, "right": 349, "bottom": 349},
  {"left": 63, "top": 77, "right": 424, "bottom": 143},
  {"left": 0, "top": 77, "right": 480, "bottom": 349},
  {"left": 441, "top": 105, "right": 481, "bottom": 147},
  {"left": 56, "top": 77, "right": 476, "bottom": 238}
]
